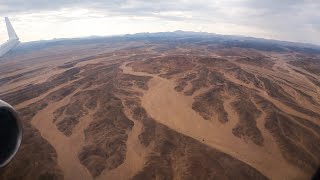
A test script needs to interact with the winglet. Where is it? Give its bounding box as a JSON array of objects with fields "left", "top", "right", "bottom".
[{"left": 5, "top": 17, "right": 19, "bottom": 40}]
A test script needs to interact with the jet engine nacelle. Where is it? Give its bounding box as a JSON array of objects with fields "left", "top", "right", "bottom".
[{"left": 0, "top": 100, "right": 22, "bottom": 167}]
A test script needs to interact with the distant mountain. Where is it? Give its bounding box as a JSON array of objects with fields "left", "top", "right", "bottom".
[
  {"left": 124, "top": 31, "right": 320, "bottom": 53},
  {"left": 12, "top": 31, "right": 320, "bottom": 55}
]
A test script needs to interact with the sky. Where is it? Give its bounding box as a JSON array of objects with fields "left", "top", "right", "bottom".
[{"left": 0, "top": 0, "right": 319, "bottom": 45}]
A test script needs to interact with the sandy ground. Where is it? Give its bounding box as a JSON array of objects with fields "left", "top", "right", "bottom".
[
  {"left": 3, "top": 49, "right": 317, "bottom": 179},
  {"left": 31, "top": 89, "right": 95, "bottom": 180},
  {"left": 120, "top": 62, "right": 307, "bottom": 180},
  {"left": 222, "top": 71, "right": 319, "bottom": 125},
  {"left": 97, "top": 107, "right": 153, "bottom": 180}
]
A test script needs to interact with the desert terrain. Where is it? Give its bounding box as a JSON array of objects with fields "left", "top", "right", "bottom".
[{"left": 0, "top": 32, "right": 319, "bottom": 180}]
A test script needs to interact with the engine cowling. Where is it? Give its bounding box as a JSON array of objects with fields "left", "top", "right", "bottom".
[{"left": 0, "top": 100, "right": 22, "bottom": 167}]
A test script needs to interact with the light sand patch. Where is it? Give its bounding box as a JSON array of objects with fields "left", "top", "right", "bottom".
[
  {"left": 222, "top": 96, "right": 239, "bottom": 129},
  {"left": 222, "top": 72, "right": 320, "bottom": 125},
  {"left": 97, "top": 107, "right": 152, "bottom": 180},
  {"left": 15, "top": 79, "right": 79, "bottom": 109},
  {"left": 121, "top": 62, "right": 307, "bottom": 180},
  {"left": 31, "top": 90, "right": 96, "bottom": 180}
]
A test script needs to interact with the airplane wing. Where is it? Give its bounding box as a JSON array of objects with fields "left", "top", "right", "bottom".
[
  {"left": 0, "top": 17, "right": 20, "bottom": 57},
  {"left": 5, "top": 17, "right": 19, "bottom": 40}
]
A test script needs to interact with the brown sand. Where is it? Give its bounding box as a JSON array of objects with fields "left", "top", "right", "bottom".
[{"left": 120, "top": 63, "right": 306, "bottom": 180}]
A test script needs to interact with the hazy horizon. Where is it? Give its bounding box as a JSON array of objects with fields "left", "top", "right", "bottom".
[{"left": 6, "top": 30, "right": 320, "bottom": 48}]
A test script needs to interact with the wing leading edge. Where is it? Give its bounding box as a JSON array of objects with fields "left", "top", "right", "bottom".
[
  {"left": 5, "top": 17, "right": 19, "bottom": 40},
  {"left": 0, "top": 17, "right": 20, "bottom": 57}
]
